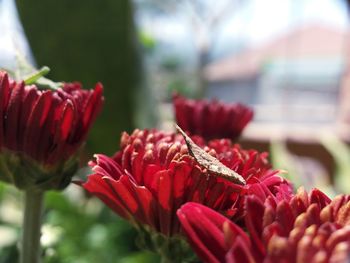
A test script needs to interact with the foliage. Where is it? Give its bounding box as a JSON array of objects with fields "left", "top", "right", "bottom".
[
  {"left": 321, "top": 134, "right": 350, "bottom": 194},
  {"left": 0, "top": 182, "right": 161, "bottom": 262}
]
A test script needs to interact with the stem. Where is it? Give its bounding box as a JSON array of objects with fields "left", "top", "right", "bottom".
[
  {"left": 21, "top": 190, "right": 44, "bottom": 263},
  {"left": 160, "top": 256, "right": 171, "bottom": 263},
  {"left": 24, "top": 67, "right": 50, "bottom": 85}
]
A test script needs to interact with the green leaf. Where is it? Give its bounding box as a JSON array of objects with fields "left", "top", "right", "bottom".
[{"left": 321, "top": 134, "right": 350, "bottom": 194}]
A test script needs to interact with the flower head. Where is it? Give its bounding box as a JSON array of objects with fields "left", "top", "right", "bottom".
[
  {"left": 206, "top": 138, "right": 293, "bottom": 221},
  {"left": 173, "top": 94, "right": 253, "bottom": 140},
  {"left": 82, "top": 129, "right": 291, "bottom": 238},
  {"left": 178, "top": 188, "right": 350, "bottom": 263},
  {"left": 0, "top": 71, "right": 103, "bottom": 190}
]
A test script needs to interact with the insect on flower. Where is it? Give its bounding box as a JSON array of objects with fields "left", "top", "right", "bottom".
[{"left": 175, "top": 124, "right": 246, "bottom": 185}]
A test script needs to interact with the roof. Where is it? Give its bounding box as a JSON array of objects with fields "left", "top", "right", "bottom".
[{"left": 205, "top": 24, "right": 349, "bottom": 82}]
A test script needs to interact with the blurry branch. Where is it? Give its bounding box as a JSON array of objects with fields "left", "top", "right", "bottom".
[
  {"left": 270, "top": 140, "right": 336, "bottom": 197},
  {"left": 184, "top": 0, "right": 238, "bottom": 30},
  {"left": 321, "top": 134, "right": 350, "bottom": 194},
  {"left": 186, "top": 0, "right": 243, "bottom": 97},
  {"left": 138, "top": 0, "right": 247, "bottom": 97}
]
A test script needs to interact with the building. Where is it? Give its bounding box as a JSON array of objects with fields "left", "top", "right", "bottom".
[{"left": 205, "top": 24, "right": 349, "bottom": 126}]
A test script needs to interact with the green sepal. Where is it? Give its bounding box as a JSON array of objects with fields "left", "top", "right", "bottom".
[{"left": 0, "top": 149, "right": 79, "bottom": 192}]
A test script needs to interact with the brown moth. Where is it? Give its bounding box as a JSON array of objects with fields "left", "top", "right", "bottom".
[{"left": 175, "top": 124, "right": 246, "bottom": 185}]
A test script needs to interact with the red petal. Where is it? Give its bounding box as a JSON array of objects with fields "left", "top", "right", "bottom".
[
  {"left": 59, "top": 100, "right": 75, "bottom": 141},
  {"left": 275, "top": 200, "right": 295, "bottom": 234},
  {"left": 157, "top": 170, "right": 173, "bottom": 235},
  {"left": 309, "top": 188, "right": 331, "bottom": 209},
  {"left": 0, "top": 73, "right": 11, "bottom": 147},
  {"left": 47, "top": 100, "right": 75, "bottom": 164},
  {"left": 92, "top": 154, "right": 124, "bottom": 179},
  {"left": 17, "top": 87, "right": 39, "bottom": 150},
  {"left": 118, "top": 175, "right": 156, "bottom": 228},
  {"left": 335, "top": 199, "right": 350, "bottom": 226},
  {"left": 83, "top": 174, "right": 130, "bottom": 219},
  {"left": 177, "top": 203, "right": 229, "bottom": 263},
  {"left": 4, "top": 82, "right": 25, "bottom": 150},
  {"left": 36, "top": 94, "right": 61, "bottom": 162},
  {"left": 245, "top": 196, "right": 266, "bottom": 256},
  {"left": 23, "top": 91, "right": 53, "bottom": 160},
  {"left": 326, "top": 226, "right": 350, "bottom": 251},
  {"left": 82, "top": 83, "right": 103, "bottom": 129},
  {"left": 226, "top": 236, "right": 256, "bottom": 263}
]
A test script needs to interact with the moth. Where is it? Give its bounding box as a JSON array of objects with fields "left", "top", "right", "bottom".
[{"left": 175, "top": 124, "right": 246, "bottom": 185}]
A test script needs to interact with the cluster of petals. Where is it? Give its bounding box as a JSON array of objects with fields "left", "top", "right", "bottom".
[
  {"left": 83, "top": 129, "right": 292, "bottom": 237},
  {"left": 173, "top": 94, "right": 254, "bottom": 141},
  {"left": 177, "top": 187, "right": 350, "bottom": 263},
  {"left": 207, "top": 139, "right": 292, "bottom": 220},
  {"left": 0, "top": 71, "right": 103, "bottom": 166}
]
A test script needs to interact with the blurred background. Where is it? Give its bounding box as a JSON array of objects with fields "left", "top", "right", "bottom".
[{"left": 0, "top": 0, "right": 350, "bottom": 262}]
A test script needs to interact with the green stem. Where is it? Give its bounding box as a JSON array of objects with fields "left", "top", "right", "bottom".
[
  {"left": 158, "top": 241, "right": 176, "bottom": 263},
  {"left": 24, "top": 66, "right": 50, "bottom": 85},
  {"left": 21, "top": 190, "right": 44, "bottom": 263},
  {"left": 160, "top": 254, "right": 172, "bottom": 263}
]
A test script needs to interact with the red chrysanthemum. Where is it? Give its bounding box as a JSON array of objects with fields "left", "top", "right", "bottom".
[
  {"left": 207, "top": 139, "right": 293, "bottom": 220},
  {"left": 178, "top": 188, "right": 350, "bottom": 263},
  {"left": 173, "top": 94, "right": 253, "bottom": 140},
  {"left": 0, "top": 71, "right": 103, "bottom": 190},
  {"left": 82, "top": 129, "right": 291, "bottom": 238}
]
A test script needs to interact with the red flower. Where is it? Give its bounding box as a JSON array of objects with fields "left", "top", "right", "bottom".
[
  {"left": 173, "top": 94, "right": 253, "bottom": 140},
  {"left": 207, "top": 139, "right": 293, "bottom": 221},
  {"left": 177, "top": 202, "right": 253, "bottom": 263},
  {"left": 0, "top": 71, "right": 103, "bottom": 190},
  {"left": 82, "top": 129, "right": 291, "bottom": 237},
  {"left": 178, "top": 188, "right": 350, "bottom": 263}
]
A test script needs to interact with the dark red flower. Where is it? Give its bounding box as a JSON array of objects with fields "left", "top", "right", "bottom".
[
  {"left": 173, "top": 94, "right": 253, "bottom": 140},
  {"left": 82, "top": 129, "right": 291, "bottom": 238},
  {"left": 0, "top": 71, "right": 103, "bottom": 190},
  {"left": 207, "top": 138, "right": 293, "bottom": 221},
  {"left": 178, "top": 188, "right": 350, "bottom": 263}
]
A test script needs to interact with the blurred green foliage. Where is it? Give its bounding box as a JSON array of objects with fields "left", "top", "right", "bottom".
[
  {"left": 321, "top": 135, "right": 350, "bottom": 194},
  {"left": 138, "top": 31, "right": 157, "bottom": 53},
  {"left": 167, "top": 79, "right": 196, "bottom": 100},
  {"left": 0, "top": 182, "right": 161, "bottom": 263},
  {"left": 270, "top": 140, "right": 301, "bottom": 188},
  {"left": 43, "top": 189, "right": 160, "bottom": 263},
  {"left": 270, "top": 139, "right": 342, "bottom": 198}
]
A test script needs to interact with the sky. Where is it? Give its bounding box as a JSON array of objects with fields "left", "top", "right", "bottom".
[
  {"left": 222, "top": 0, "right": 349, "bottom": 46},
  {"left": 0, "top": 0, "right": 349, "bottom": 69},
  {"left": 0, "top": 0, "right": 33, "bottom": 70}
]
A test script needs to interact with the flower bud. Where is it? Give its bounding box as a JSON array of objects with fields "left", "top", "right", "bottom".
[{"left": 0, "top": 71, "right": 103, "bottom": 191}]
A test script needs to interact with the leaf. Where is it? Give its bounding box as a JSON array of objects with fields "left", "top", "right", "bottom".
[{"left": 175, "top": 124, "right": 246, "bottom": 185}]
